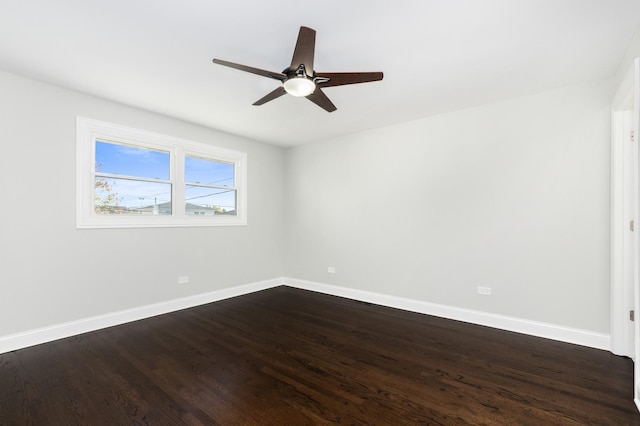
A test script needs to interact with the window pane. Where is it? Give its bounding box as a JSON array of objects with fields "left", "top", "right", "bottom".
[
  {"left": 95, "top": 140, "right": 170, "bottom": 180},
  {"left": 185, "top": 156, "right": 234, "bottom": 187},
  {"left": 185, "top": 185, "right": 236, "bottom": 215},
  {"left": 94, "top": 177, "right": 172, "bottom": 215}
]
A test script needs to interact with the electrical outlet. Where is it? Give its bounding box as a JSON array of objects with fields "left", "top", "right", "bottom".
[
  {"left": 328, "top": 267, "right": 336, "bottom": 274},
  {"left": 178, "top": 276, "right": 189, "bottom": 284},
  {"left": 477, "top": 286, "right": 491, "bottom": 296}
]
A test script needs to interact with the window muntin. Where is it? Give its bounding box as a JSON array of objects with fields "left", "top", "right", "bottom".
[{"left": 77, "top": 117, "right": 247, "bottom": 228}]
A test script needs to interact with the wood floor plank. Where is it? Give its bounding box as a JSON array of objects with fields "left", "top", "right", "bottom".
[{"left": 0, "top": 286, "right": 639, "bottom": 425}]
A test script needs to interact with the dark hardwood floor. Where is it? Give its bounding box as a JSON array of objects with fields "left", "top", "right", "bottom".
[{"left": 1, "top": 286, "right": 639, "bottom": 425}]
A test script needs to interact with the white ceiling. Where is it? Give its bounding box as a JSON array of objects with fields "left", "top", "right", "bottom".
[{"left": 1, "top": 0, "right": 639, "bottom": 147}]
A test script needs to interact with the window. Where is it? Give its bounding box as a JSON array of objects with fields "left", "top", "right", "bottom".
[{"left": 77, "top": 117, "right": 247, "bottom": 228}]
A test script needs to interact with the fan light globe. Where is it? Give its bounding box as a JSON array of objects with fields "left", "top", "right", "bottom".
[{"left": 284, "top": 77, "right": 316, "bottom": 97}]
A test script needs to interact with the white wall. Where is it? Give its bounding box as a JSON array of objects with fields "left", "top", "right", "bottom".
[
  {"left": 0, "top": 70, "right": 285, "bottom": 337},
  {"left": 616, "top": 24, "right": 640, "bottom": 86},
  {"left": 284, "top": 79, "right": 613, "bottom": 333}
]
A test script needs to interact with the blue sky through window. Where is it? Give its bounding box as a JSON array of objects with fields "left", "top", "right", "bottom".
[
  {"left": 95, "top": 140, "right": 169, "bottom": 179},
  {"left": 95, "top": 140, "right": 236, "bottom": 212},
  {"left": 185, "top": 156, "right": 234, "bottom": 186}
]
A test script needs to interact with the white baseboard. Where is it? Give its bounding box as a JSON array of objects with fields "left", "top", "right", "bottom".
[
  {"left": 284, "top": 278, "right": 611, "bottom": 351},
  {"left": 0, "top": 277, "right": 284, "bottom": 355},
  {"left": 0, "top": 276, "right": 611, "bottom": 354}
]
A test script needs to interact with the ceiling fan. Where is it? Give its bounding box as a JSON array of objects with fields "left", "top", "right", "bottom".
[{"left": 212, "top": 26, "right": 383, "bottom": 112}]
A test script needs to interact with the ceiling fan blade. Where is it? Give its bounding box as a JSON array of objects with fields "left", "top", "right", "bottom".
[
  {"left": 315, "top": 72, "right": 384, "bottom": 88},
  {"left": 253, "top": 87, "right": 287, "bottom": 106},
  {"left": 306, "top": 88, "right": 337, "bottom": 112},
  {"left": 212, "top": 59, "right": 286, "bottom": 81},
  {"left": 290, "top": 26, "right": 316, "bottom": 75}
]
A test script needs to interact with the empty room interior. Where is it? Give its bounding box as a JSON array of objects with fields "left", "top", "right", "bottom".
[{"left": 4, "top": 0, "right": 640, "bottom": 424}]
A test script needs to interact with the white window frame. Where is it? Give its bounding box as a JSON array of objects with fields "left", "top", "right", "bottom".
[{"left": 76, "top": 117, "right": 247, "bottom": 228}]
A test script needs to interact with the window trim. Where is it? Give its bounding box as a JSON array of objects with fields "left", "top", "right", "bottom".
[{"left": 76, "top": 117, "right": 247, "bottom": 228}]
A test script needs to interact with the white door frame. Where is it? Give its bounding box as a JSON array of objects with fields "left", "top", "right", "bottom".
[{"left": 610, "top": 57, "right": 640, "bottom": 410}]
